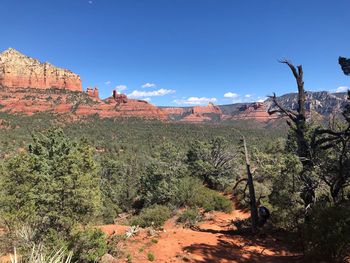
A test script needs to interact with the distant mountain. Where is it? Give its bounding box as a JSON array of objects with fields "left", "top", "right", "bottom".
[
  {"left": 215, "top": 91, "right": 347, "bottom": 116},
  {"left": 264, "top": 91, "right": 348, "bottom": 115},
  {"left": 0, "top": 48, "right": 348, "bottom": 123}
]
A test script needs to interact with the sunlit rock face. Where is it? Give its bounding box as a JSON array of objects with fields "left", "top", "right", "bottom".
[{"left": 0, "top": 48, "right": 82, "bottom": 91}]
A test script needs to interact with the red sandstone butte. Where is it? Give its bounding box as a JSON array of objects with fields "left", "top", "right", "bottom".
[
  {"left": 162, "top": 102, "right": 222, "bottom": 122},
  {"left": 0, "top": 48, "right": 279, "bottom": 122},
  {"left": 0, "top": 48, "right": 82, "bottom": 91},
  {"left": 226, "top": 102, "right": 278, "bottom": 122}
]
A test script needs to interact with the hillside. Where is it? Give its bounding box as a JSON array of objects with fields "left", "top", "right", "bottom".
[{"left": 0, "top": 48, "right": 348, "bottom": 123}]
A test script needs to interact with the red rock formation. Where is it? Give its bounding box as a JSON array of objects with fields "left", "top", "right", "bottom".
[
  {"left": 75, "top": 95, "right": 167, "bottom": 119},
  {"left": 0, "top": 48, "right": 284, "bottom": 122},
  {"left": 192, "top": 102, "right": 222, "bottom": 115},
  {"left": 0, "top": 48, "right": 82, "bottom": 91},
  {"left": 86, "top": 86, "right": 99, "bottom": 98},
  {"left": 113, "top": 90, "right": 128, "bottom": 103},
  {"left": 226, "top": 102, "right": 278, "bottom": 121},
  {"left": 162, "top": 102, "right": 222, "bottom": 122},
  {"left": 0, "top": 86, "right": 166, "bottom": 119}
]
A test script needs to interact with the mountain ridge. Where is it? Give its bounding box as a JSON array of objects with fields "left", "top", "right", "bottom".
[{"left": 0, "top": 48, "right": 348, "bottom": 123}]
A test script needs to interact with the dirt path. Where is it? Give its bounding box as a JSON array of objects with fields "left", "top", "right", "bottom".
[{"left": 102, "top": 206, "right": 302, "bottom": 263}]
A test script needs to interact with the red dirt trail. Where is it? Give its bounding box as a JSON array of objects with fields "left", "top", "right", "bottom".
[{"left": 101, "top": 206, "right": 302, "bottom": 263}]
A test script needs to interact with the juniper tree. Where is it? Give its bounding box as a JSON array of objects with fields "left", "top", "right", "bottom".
[{"left": 0, "top": 128, "right": 101, "bottom": 239}]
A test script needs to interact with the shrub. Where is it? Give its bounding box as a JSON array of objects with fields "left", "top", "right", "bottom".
[
  {"left": 147, "top": 252, "right": 155, "bottom": 261},
  {"left": 186, "top": 138, "right": 239, "bottom": 190},
  {"left": 10, "top": 245, "right": 73, "bottom": 263},
  {"left": 205, "top": 194, "right": 233, "bottom": 213},
  {"left": 0, "top": 128, "right": 101, "bottom": 239},
  {"left": 303, "top": 203, "right": 350, "bottom": 262},
  {"left": 174, "top": 177, "right": 233, "bottom": 213},
  {"left": 70, "top": 228, "right": 107, "bottom": 263},
  {"left": 130, "top": 205, "right": 171, "bottom": 228},
  {"left": 177, "top": 208, "right": 202, "bottom": 227},
  {"left": 107, "top": 234, "right": 125, "bottom": 258}
]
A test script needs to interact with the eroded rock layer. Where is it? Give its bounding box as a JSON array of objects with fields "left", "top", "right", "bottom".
[
  {"left": 0, "top": 48, "right": 82, "bottom": 91},
  {"left": 0, "top": 87, "right": 166, "bottom": 120}
]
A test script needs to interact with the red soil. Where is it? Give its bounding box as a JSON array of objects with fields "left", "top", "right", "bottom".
[{"left": 101, "top": 203, "right": 302, "bottom": 263}]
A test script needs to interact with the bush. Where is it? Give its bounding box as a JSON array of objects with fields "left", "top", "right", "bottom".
[
  {"left": 206, "top": 194, "right": 233, "bottom": 213},
  {"left": 303, "top": 203, "right": 350, "bottom": 262},
  {"left": 107, "top": 234, "right": 125, "bottom": 258},
  {"left": 174, "top": 177, "right": 233, "bottom": 213},
  {"left": 130, "top": 205, "right": 171, "bottom": 228},
  {"left": 177, "top": 208, "right": 202, "bottom": 227},
  {"left": 147, "top": 252, "right": 155, "bottom": 261},
  {"left": 71, "top": 228, "right": 107, "bottom": 263}
]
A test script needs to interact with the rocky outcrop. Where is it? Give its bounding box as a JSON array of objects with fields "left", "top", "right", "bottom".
[
  {"left": 162, "top": 102, "right": 222, "bottom": 122},
  {"left": 0, "top": 48, "right": 347, "bottom": 123},
  {"left": 264, "top": 91, "right": 348, "bottom": 115},
  {"left": 0, "top": 48, "right": 82, "bottom": 91},
  {"left": 0, "top": 86, "right": 166, "bottom": 119},
  {"left": 224, "top": 102, "right": 278, "bottom": 122},
  {"left": 75, "top": 96, "right": 167, "bottom": 119},
  {"left": 86, "top": 86, "right": 99, "bottom": 98}
]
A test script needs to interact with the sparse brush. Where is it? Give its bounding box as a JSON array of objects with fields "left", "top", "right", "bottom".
[
  {"left": 125, "top": 226, "right": 140, "bottom": 239},
  {"left": 147, "top": 252, "right": 155, "bottom": 261},
  {"left": 177, "top": 208, "right": 203, "bottom": 227},
  {"left": 10, "top": 244, "right": 72, "bottom": 263}
]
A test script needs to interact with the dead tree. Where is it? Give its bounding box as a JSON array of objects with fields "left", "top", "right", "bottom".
[
  {"left": 310, "top": 93, "right": 350, "bottom": 203},
  {"left": 242, "top": 135, "right": 259, "bottom": 234},
  {"left": 268, "top": 60, "right": 316, "bottom": 208},
  {"left": 231, "top": 128, "right": 259, "bottom": 233}
]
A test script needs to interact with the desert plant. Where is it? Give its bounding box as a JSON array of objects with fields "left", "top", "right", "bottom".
[
  {"left": 177, "top": 208, "right": 203, "bottom": 227},
  {"left": 175, "top": 177, "right": 233, "bottom": 213},
  {"left": 303, "top": 203, "right": 350, "bottom": 262},
  {"left": 147, "top": 252, "right": 155, "bottom": 261},
  {"left": 130, "top": 205, "right": 171, "bottom": 228},
  {"left": 70, "top": 228, "right": 107, "bottom": 263},
  {"left": 125, "top": 226, "right": 140, "bottom": 239},
  {"left": 106, "top": 234, "right": 125, "bottom": 259},
  {"left": 10, "top": 245, "right": 72, "bottom": 263}
]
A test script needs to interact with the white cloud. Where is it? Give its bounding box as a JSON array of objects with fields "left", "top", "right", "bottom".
[
  {"left": 142, "top": 83, "right": 156, "bottom": 88},
  {"left": 105, "top": 81, "right": 111, "bottom": 85},
  {"left": 257, "top": 97, "right": 267, "bottom": 103},
  {"left": 115, "top": 85, "right": 127, "bottom": 92},
  {"left": 224, "top": 92, "right": 239, "bottom": 98},
  {"left": 174, "top": 97, "right": 217, "bottom": 106},
  {"left": 335, "top": 86, "right": 348, "bottom": 93},
  {"left": 88, "top": 0, "right": 93, "bottom": 4},
  {"left": 144, "top": 98, "right": 151, "bottom": 102},
  {"left": 244, "top": 94, "right": 252, "bottom": 98},
  {"left": 128, "top": 88, "right": 175, "bottom": 98}
]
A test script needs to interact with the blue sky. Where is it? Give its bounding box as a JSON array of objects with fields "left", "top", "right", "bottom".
[{"left": 0, "top": 0, "right": 349, "bottom": 106}]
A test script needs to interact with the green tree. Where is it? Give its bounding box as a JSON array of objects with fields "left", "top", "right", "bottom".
[
  {"left": 339, "top": 56, "right": 350, "bottom": 75},
  {"left": 99, "top": 154, "right": 141, "bottom": 222},
  {"left": 186, "top": 137, "right": 239, "bottom": 190},
  {"left": 139, "top": 142, "right": 187, "bottom": 206},
  {"left": 0, "top": 128, "right": 101, "bottom": 239}
]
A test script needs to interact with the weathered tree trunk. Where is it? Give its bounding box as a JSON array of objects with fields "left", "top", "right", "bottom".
[
  {"left": 242, "top": 135, "right": 259, "bottom": 234},
  {"left": 269, "top": 60, "right": 315, "bottom": 208}
]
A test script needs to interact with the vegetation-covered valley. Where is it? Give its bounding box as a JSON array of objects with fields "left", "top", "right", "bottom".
[{"left": 0, "top": 65, "right": 349, "bottom": 262}]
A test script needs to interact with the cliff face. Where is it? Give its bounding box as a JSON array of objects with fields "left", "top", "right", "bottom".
[
  {"left": 0, "top": 48, "right": 347, "bottom": 123},
  {"left": 217, "top": 91, "right": 349, "bottom": 122},
  {"left": 0, "top": 86, "right": 166, "bottom": 120},
  {"left": 223, "top": 102, "right": 278, "bottom": 122},
  {"left": 0, "top": 48, "right": 82, "bottom": 91},
  {"left": 161, "top": 102, "right": 222, "bottom": 122}
]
